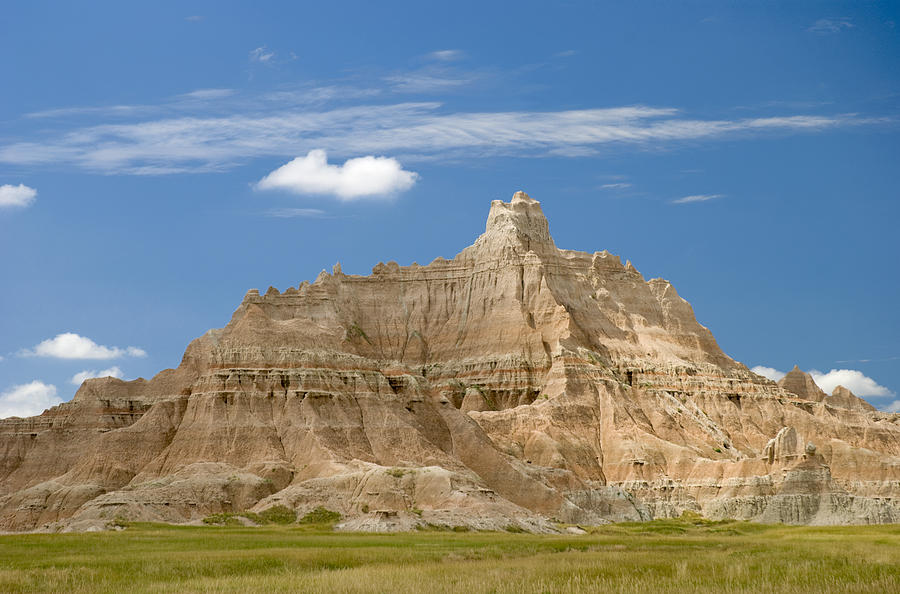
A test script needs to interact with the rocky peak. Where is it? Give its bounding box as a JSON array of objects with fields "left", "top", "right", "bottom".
[
  {"left": 828, "top": 385, "right": 877, "bottom": 412},
  {"left": 475, "top": 191, "right": 556, "bottom": 255},
  {"left": 832, "top": 385, "right": 853, "bottom": 399},
  {"left": 4, "top": 190, "right": 899, "bottom": 533},
  {"left": 777, "top": 365, "right": 827, "bottom": 402}
]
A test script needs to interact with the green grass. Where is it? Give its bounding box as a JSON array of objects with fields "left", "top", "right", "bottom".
[{"left": 0, "top": 519, "right": 897, "bottom": 593}]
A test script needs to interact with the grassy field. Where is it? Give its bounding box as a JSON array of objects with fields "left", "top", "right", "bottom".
[{"left": 0, "top": 518, "right": 897, "bottom": 593}]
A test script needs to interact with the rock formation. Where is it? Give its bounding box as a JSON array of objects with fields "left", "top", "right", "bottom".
[{"left": 1, "top": 191, "right": 898, "bottom": 532}]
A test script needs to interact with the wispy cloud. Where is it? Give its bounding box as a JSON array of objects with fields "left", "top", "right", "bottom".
[
  {"left": 0, "top": 94, "right": 874, "bottom": 175},
  {"left": 185, "top": 15, "right": 204, "bottom": 22},
  {"left": 250, "top": 46, "right": 275, "bottom": 63},
  {"left": 545, "top": 146, "right": 599, "bottom": 158},
  {"left": 257, "top": 149, "right": 417, "bottom": 200},
  {"left": 180, "top": 89, "right": 235, "bottom": 100},
  {"left": 25, "top": 104, "right": 152, "bottom": 119},
  {"left": 0, "top": 184, "right": 37, "bottom": 208},
  {"left": 835, "top": 355, "right": 900, "bottom": 364},
  {"left": 600, "top": 182, "right": 632, "bottom": 190},
  {"left": 554, "top": 50, "right": 578, "bottom": 58},
  {"left": 808, "top": 17, "right": 854, "bottom": 34},
  {"left": 426, "top": 49, "right": 464, "bottom": 62},
  {"left": 265, "top": 207, "right": 328, "bottom": 218},
  {"left": 385, "top": 71, "right": 477, "bottom": 93},
  {"left": 262, "top": 85, "right": 381, "bottom": 106},
  {"left": 671, "top": 193, "right": 724, "bottom": 204}
]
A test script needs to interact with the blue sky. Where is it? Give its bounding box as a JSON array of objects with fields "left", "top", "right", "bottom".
[{"left": 1, "top": 1, "right": 898, "bottom": 416}]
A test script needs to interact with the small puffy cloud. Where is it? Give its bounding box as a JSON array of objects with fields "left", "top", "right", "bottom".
[
  {"left": 809, "top": 369, "right": 893, "bottom": 397},
  {"left": 883, "top": 400, "right": 900, "bottom": 413},
  {"left": 257, "top": 149, "right": 418, "bottom": 200},
  {"left": 22, "top": 333, "right": 147, "bottom": 360},
  {"left": 70, "top": 366, "right": 123, "bottom": 385},
  {"left": 0, "top": 381, "right": 61, "bottom": 419},
  {"left": 671, "top": 194, "right": 724, "bottom": 204},
  {"left": 751, "top": 365, "right": 786, "bottom": 382},
  {"left": 0, "top": 184, "right": 37, "bottom": 208},
  {"left": 808, "top": 18, "right": 854, "bottom": 33},
  {"left": 427, "top": 49, "right": 464, "bottom": 61},
  {"left": 600, "top": 183, "right": 632, "bottom": 190},
  {"left": 250, "top": 46, "right": 275, "bottom": 63}
]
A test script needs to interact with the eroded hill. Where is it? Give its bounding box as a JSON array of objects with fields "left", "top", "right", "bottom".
[{"left": 2, "top": 192, "right": 898, "bottom": 532}]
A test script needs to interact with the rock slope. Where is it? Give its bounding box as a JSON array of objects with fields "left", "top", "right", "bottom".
[{"left": 2, "top": 191, "right": 898, "bottom": 531}]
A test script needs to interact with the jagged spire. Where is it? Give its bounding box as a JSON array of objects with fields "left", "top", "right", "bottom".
[{"left": 477, "top": 191, "right": 555, "bottom": 254}]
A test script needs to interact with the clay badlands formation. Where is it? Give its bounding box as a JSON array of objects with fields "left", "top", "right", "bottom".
[{"left": 2, "top": 192, "right": 899, "bottom": 532}]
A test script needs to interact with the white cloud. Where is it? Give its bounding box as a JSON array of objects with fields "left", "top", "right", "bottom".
[
  {"left": 0, "top": 98, "right": 870, "bottom": 175},
  {"left": 808, "top": 18, "right": 854, "bottom": 33},
  {"left": 22, "top": 333, "right": 147, "bottom": 360},
  {"left": 672, "top": 194, "right": 724, "bottom": 204},
  {"left": 0, "top": 381, "right": 61, "bottom": 419},
  {"left": 0, "top": 184, "right": 37, "bottom": 208},
  {"left": 751, "top": 365, "right": 787, "bottom": 382},
  {"left": 809, "top": 369, "right": 893, "bottom": 397},
  {"left": 257, "top": 149, "right": 418, "bottom": 200},
  {"left": 751, "top": 364, "right": 892, "bottom": 397},
  {"left": 600, "top": 182, "right": 632, "bottom": 190},
  {"left": 70, "top": 366, "right": 123, "bottom": 385},
  {"left": 427, "top": 49, "right": 464, "bottom": 61},
  {"left": 883, "top": 400, "right": 900, "bottom": 413},
  {"left": 250, "top": 46, "right": 275, "bottom": 63}
]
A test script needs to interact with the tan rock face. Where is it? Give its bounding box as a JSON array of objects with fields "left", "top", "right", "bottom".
[{"left": 1, "top": 191, "right": 898, "bottom": 531}]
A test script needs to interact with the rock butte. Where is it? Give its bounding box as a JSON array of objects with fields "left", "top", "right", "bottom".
[{"left": 2, "top": 191, "right": 899, "bottom": 532}]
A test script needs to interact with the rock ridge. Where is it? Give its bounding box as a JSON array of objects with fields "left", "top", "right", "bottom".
[{"left": 1, "top": 191, "right": 898, "bottom": 532}]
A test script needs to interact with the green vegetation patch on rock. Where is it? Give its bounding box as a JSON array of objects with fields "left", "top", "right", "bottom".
[{"left": 299, "top": 506, "right": 342, "bottom": 525}]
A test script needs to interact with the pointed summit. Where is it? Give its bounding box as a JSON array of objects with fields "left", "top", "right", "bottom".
[
  {"left": 778, "top": 366, "right": 827, "bottom": 402},
  {"left": 477, "top": 191, "right": 555, "bottom": 254}
]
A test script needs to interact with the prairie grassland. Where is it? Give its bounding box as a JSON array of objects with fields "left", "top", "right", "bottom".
[{"left": 0, "top": 518, "right": 897, "bottom": 593}]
